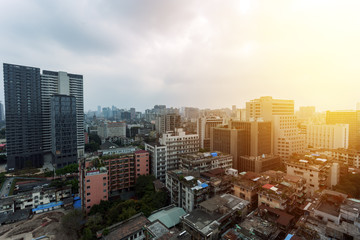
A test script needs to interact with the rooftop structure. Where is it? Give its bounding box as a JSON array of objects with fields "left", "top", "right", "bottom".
[
  {"left": 148, "top": 205, "right": 186, "bottom": 229},
  {"left": 179, "top": 151, "right": 233, "bottom": 172}
]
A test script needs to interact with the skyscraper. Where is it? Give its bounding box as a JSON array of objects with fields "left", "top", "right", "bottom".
[
  {"left": 41, "top": 70, "right": 84, "bottom": 160},
  {"left": 3, "top": 63, "right": 84, "bottom": 170},
  {"left": 3, "top": 63, "right": 43, "bottom": 170}
]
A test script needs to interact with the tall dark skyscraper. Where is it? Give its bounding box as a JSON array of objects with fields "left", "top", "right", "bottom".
[
  {"left": 3, "top": 63, "right": 44, "bottom": 170},
  {"left": 3, "top": 63, "right": 84, "bottom": 170},
  {"left": 51, "top": 95, "right": 78, "bottom": 168}
]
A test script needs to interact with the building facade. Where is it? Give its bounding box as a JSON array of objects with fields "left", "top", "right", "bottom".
[
  {"left": 51, "top": 95, "right": 78, "bottom": 168},
  {"left": 197, "top": 117, "right": 223, "bottom": 150},
  {"left": 155, "top": 114, "right": 181, "bottom": 134},
  {"left": 246, "top": 96, "right": 294, "bottom": 121},
  {"left": 159, "top": 128, "right": 199, "bottom": 171},
  {"left": 179, "top": 152, "right": 233, "bottom": 172},
  {"left": 306, "top": 124, "right": 349, "bottom": 149},
  {"left": 3, "top": 63, "right": 43, "bottom": 170},
  {"left": 145, "top": 143, "right": 167, "bottom": 182}
]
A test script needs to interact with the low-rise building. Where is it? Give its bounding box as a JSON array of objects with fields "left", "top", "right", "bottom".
[
  {"left": 306, "top": 124, "right": 349, "bottom": 149},
  {"left": 97, "top": 212, "right": 150, "bottom": 240},
  {"left": 166, "top": 170, "right": 210, "bottom": 213},
  {"left": 181, "top": 194, "right": 249, "bottom": 240},
  {"left": 285, "top": 155, "right": 340, "bottom": 196},
  {"left": 238, "top": 154, "right": 281, "bottom": 173},
  {"left": 180, "top": 152, "right": 233, "bottom": 172}
]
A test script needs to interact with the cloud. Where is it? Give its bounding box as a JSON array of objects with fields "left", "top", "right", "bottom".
[{"left": 1, "top": 0, "right": 360, "bottom": 112}]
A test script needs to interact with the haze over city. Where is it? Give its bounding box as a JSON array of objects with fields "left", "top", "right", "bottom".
[{"left": 1, "top": 0, "right": 360, "bottom": 111}]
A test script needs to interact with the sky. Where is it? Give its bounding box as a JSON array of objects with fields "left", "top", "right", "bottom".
[{"left": 1, "top": 0, "right": 360, "bottom": 112}]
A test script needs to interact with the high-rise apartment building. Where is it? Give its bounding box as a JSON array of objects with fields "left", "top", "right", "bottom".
[
  {"left": 41, "top": 70, "right": 84, "bottom": 160},
  {"left": 3, "top": 63, "right": 43, "bottom": 170},
  {"left": 3, "top": 63, "right": 84, "bottom": 170},
  {"left": 197, "top": 117, "right": 223, "bottom": 150},
  {"left": 326, "top": 111, "right": 360, "bottom": 150},
  {"left": 145, "top": 143, "right": 167, "bottom": 182},
  {"left": 246, "top": 96, "right": 294, "bottom": 121},
  {"left": 159, "top": 128, "right": 199, "bottom": 171},
  {"left": 273, "top": 115, "right": 305, "bottom": 160},
  {"left": 155, "top": 114, "right": 181, "bottom": 134},
  {"left": 306, "top": 124, "right": 349, "bottom": 149}
]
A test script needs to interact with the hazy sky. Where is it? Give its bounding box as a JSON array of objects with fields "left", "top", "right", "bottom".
[{"left": 1, "top": 0, "right": 360, "bottom": 112}]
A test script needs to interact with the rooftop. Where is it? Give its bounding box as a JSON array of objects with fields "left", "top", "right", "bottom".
[
  {"left": 102, "top": 213, "right": 150, "bottom": 240},
  {"left": 258, "top": 205, "right": 295, "bottom": 227},
  {"left": 148, "top": 206, "right": 186, "bottom": 228},
  {"left": 182, "top": 209, "right": 219, "bottom": 236},
  {"left": 199, "top": 194, "right": 249, "bottom": 214}
]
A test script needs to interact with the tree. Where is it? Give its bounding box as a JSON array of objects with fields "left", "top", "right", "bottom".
[
  {"left": 61, "top": 209, "right": 85, "bottom": 238},
  {"left": 134, "top": 175, "right": 155, "bottom": 199},
  {"left": 56, "top": 163, "right": 78, "bottom": 175},
  {"left": 89, "top": 133, "right": 101, "bottom": 145}
]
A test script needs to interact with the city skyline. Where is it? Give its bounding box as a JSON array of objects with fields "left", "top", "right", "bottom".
[{"left": 1, "top": 1, "right": 360, "bottom": 112}]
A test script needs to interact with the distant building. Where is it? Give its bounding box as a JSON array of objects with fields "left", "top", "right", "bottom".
[
  {"left": 297, "top": 106, "right": 315, "bottom": 122},
  {"left": 273, "top": 115, "right": 305, "bottom": 161},
  {"left": 246, "top": 96, "right": 294, "bottom": 121},
  {"left": 97, "top": 121, "right": 126, "bottom": 139},
  {"left": 0, "top": 102, "right": 4, "bottom": 121},
  {"left": 326, "top": 110, "right": 360, "bottom": 150},
  {"left": 306, "top": 124, "right": 349, "bottom": 149},
  {"left": 197, "top": 117, "right": 223, "bottom": 150},
  {"left": 155, "top": 114, "right": 181, "bottom": 134}
]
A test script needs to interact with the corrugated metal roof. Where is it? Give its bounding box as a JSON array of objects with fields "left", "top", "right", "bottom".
[{"left": 148, "top": 207, "right": 186, "bottom": 228}]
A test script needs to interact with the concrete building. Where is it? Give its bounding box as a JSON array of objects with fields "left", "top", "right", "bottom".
[
  {"left": 79, "top": 160, "right": 108, "bottom": 212},
  {"left": 321, "top": 149, "right": 360, "bottom": 168},
  {"left": 97, "top": 121, "right": 126, "bottom": 139},
  {"left": 41, "top": 70, "right": 84, "bottom": 162},
  {"left": 181, "top": 194, "right": 249, "bottom": 240},
  {"left": 285, "top": 155, "right": 340, "bottom": 196},
  {"left": 3, "top": 63, "right": 44, "bottom": 170},
  {"left": 145, "top": 143, "right": 167, "bottom": 182},
  {"left": 273, "top": 115, "right": 305, "bottom": 161},
  {"left": 246, "top": 96, "right": 294, "bottom": 121},
  {"left": 210, "top": 120, "right": 272, "bottom": 171},
  {"left": 296, "top": 106, "right": 316, "bottom": 123},
  {"left": 101, "top": 150, "right": 149, "bottom": 194},
  {"left": 51, "top": 95, "right": 78, "bottom": 168},
  {"left": 306, "top": 124, "right": 349, "bottom": 149},
  {"left": 159, "top": 128, "right": 199, "bottom": 171},
  {"left": 166, "top": 170, "right": 211, "bottom": 213},
  {"left": 179, "top": 152, "right": 233, "bottom": 172},
  {"left": 197, "top": 117, "right": 223, "bottom": 150},
  {"left": 238, "top": 154, "right": 281, "bottom": 173},
  {"left": 155, "top": 114, "right": 181, "bottom": 134},
  {"left": 326, "top": 110, "right": 360, "bottom": 150},
  {"left": 0, "top": 102, "right": 4, "bottom": 121}
]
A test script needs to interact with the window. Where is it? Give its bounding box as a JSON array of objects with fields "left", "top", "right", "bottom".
[
  {"left": 87, "top": 199, "right": 90, "bottom": 202},
  {"left": 137, "top": 169, "right": 140, "bottom": 171},
  {"left": 87, "top": 206, "right": 90, "bottom": 209},
  {"left": 87, "top": 193, "right": 91, "bottom": 196},
  {"left": 137, "top": 164, "right": 140, "bottom": 167},
  {"left": 86, "top": 179, "right": 90, "bottom": 182},
  {"left": 103, "top": 183, "right": 106, "bottom": 186},
  {"left": 103, "top": 177, "right": 106, "bottom": 180},
  {"left": 87, "top": 186, "right": 90, "bottom": 189}
]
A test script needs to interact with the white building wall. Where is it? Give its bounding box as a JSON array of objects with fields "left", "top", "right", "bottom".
[{"left": 306, "top": 124, "right": 349, "bottom": 149}]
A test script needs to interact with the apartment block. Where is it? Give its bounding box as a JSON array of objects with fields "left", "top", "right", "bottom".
[
  {"left": 79, "top": 160, "right": 108, "bottom": 212},
  {"left": 145, "top": 143, "right": 167, "bottom": 182},
  {"left": 179, "top": 152, "right": 233, "bottom": 172},
  {"left": 102, "top": 150, "right": 149, "bottom": 194},
  {"left": 166, "top": 170, "right": 211, "bottom": 213},
  {"left": 273, "top": 115, "right": 305, "bottom": 161},
  {"left": 97, "top": 121, "right": 126, "bottom": 139},
  {"left": 321, "top": 149, "right": 360, "bottom": 168},
  {"left": 285, "top": 155, "right": 340, "bottom": 196},
  {"left": 155, "top": 113, "right": 181, "bottom": 134},
  {"left": 246, "top": 96, "right": 294, "bottom": 121},
  {"left": 159, "top": 128, "right": 199, "bottom": 171},
  {"left": 306, "top": 124, "right": 349, "bottom": 149}
]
